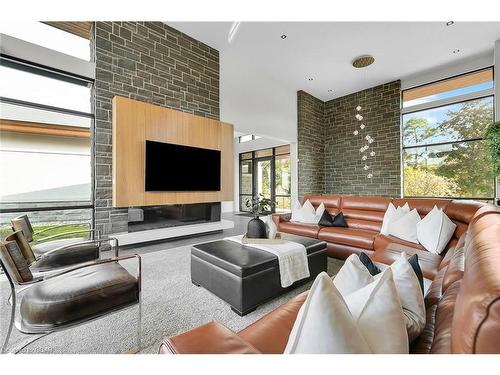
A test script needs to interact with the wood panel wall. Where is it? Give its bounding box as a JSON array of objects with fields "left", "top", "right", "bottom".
[{"left": 112, "top": 96, "right": 234, "bottom": 207}]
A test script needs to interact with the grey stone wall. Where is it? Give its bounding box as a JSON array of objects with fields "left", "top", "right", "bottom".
[
  {"left": 93, "top": 22, "right": 220, "bottom": 235},
  {"left": 324, "top": 81, "right": 401, "bottom": 197},
  {"left": 297, "top": 81, "right": 401, "bottom": 199},
  {"left": 297, "top": 90, "right": 325, "bottom": 200}
]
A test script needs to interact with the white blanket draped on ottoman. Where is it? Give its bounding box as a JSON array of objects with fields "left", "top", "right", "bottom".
[{"left": 224, "top": 235, "right": 310, "bottom": 288}]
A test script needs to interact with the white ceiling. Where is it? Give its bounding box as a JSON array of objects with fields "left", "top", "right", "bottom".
[{"left": 169, "top": 22, "right": 500, "bottom": 101}]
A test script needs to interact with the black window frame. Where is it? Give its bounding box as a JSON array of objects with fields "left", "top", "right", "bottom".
[
  {"left": 401, "top": 67, "right": 496, "bottom": 203},
  {"left": 239, "top": 146, "right": 291, "bottom": 213},
  {"left": 0, "top": 56, "right": 95, "bottom": 222}
]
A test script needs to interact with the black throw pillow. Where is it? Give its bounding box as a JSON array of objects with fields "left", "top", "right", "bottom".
[
  {"left": 332, "top": 212, "right": 348, "bottom": 227},
  {"left": 318, "top": 211, "right": 348, "bottom": 228},
  {"left": 358, "top": 252, "right": 381, "bottom": 276},
  {"left": 408, "top": 254, "right": 425, "bottom": 295},
  {"left": 318, "top": 210, "right": 334, "bottom": 226}
]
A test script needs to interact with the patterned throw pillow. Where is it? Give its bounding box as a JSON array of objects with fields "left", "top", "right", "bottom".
[{"left": 0, "top": 241, "right": 33, "bottom": 283}]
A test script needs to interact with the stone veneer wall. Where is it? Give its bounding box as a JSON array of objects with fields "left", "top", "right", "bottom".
[
  {"left": 324, "top": 81, "right": 401, "bottom": 197},
  {"left": 297, "top": 90, "right": 325, "bottom": 200},
  {"left": 93, "top": 22, "right": 219, "bottom": 235},
  {"left": 297, "top": 81, "right": 401, "bottom": 199}
]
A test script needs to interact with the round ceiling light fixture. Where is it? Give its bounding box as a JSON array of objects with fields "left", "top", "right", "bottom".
[
  {"left": 352, "top": 55, "right": 375, "bottom": 68},
  {"left": 280, "top": 34, "right": 287, "bottom": 39},
  {"left": 446, "top": 21, "right": 455, "bottom": 26}
]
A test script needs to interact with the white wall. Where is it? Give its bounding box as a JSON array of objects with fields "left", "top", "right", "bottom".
[
  {"left": 219, "top": 53, "right": 299, "bottom": 212},
  {"left": 220, "top": 53, "right": 297, "bottom": 143}
]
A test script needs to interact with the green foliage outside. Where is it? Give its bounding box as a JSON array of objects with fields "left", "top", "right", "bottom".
[
  {"left": 403, "top": 99, "right": 495, "bottom": 198},
  {"left": 484, "top": 121, "right": 500, "bottom": 176},
  {"left": 0, "top": 224, "right": 89, "bottom": 241}
]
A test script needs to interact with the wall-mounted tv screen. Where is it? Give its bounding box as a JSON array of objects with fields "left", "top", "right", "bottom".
[{"left": 145, "top": 140, "right": 221, "bottom": 191}]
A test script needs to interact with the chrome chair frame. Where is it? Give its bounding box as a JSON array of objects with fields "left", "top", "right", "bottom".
[{"left": 1, "top": 254, "right": 142, "bottom": 354}]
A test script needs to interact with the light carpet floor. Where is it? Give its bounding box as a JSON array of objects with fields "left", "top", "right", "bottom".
[{"left": 0, "top": 245, "right": 343, "bottom": 354}]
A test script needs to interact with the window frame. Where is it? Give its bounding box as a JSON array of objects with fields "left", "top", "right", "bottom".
[
  {"left": 0, "top": 56, "right": 95, "bottom": 217},
  {"left": 239, "top": 145, "right": 291, "bottom": 213},
  {"left": 401, "top": 67, "right": 496, "bottom": 202}
]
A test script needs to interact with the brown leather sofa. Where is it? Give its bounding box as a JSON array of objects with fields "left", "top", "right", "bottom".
[
  {"left": 272, "top": 195, "right": 483, "bottom": 279},
  {"left": 160, "top": 196, "right": 500, "bottom": 354}
]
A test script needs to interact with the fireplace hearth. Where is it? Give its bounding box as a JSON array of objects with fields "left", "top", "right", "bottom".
[{"left": 127, "top": 202, "right": 221, "bottom": 233}]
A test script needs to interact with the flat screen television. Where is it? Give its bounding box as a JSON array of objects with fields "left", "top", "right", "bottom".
[{"left": 145, "top": 140, "right": 221, "bottom": 191}]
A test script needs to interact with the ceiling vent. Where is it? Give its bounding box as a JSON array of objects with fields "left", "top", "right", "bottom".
[{"left": 352, "top": 55, "right": 375, "bottom": 68}]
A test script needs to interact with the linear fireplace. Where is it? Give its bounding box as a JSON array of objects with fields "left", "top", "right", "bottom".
[{"left": 127, "top": 202, "right": 221, "bottom": 233}]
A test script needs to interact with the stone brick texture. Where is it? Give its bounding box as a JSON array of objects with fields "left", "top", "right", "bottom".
[
  {"left": 297, "top": 90, "right": 325, "bottom": 201},
  {"left": 298, "top": 81, "right": 401, "bottom": 199},
  {"left": 92, "top": 22, "right": 220, "bottom": 235}
]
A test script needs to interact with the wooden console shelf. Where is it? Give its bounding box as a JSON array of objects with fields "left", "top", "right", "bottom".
[{"left": 112, "top": 96, "right": 234, "bottom": 207}]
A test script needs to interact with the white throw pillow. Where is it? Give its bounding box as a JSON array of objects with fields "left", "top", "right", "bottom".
[
  {"left": 375, "top": 252, "right": 426, "bottom": 342},
  {"left": 314, "top": 202, "right": 326, "bottom": 223},
  {"left": 381, "top": 203, "right": 410, "bottom": 235},
  {"left": 380, "top": 203, "right": 397, "bottom": 235},
  {"left": 284, "top": 273, "right": 371, "bottom": 354},
  {"left": 333, "top": 254, "right": 374, "bottom": 295},
  {"left": 264, "top": 215, "right": 278, "bottom": 240},
  {"left": 291, "top": 199, "right": 303, "bottom": 222},
  {"left": 388, "top": 208, "right": 421, "bottom": 243},
  {"left": 344, "top": 268, "right": 409, "bottom": 354},
  {"left": 299, "top": 199, "right": 318, "bottom": 224},
  {"left": 417, "top": 206, "right": 457, "bottom": 254}
]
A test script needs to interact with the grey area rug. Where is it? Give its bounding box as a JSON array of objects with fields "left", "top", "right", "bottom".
[{"left": 0, "top": 245, "right": 343, "bottom": 354}]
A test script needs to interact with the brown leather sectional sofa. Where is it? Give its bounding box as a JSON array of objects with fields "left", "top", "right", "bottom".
[
  {"left": 273, "top": 195, "right": 483, "bottom": 280},
  {"left": 161, "top": 196, "right": 500, "bottom": 354}
]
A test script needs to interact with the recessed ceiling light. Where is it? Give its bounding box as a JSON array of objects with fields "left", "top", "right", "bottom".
[
  {"left": 453, "top": 49, "right": 460, "bottom": 54},
  {"left": 280, "top": 34, "right": 287, "bottom": 39},
  {"left": 352, "top": 55, "right": 375, "bottom": 68},
  {"left": 446, "top": 21, "right": 455, "bottom": 26},
  {"left": 308, "top": 78, "right": 314, "bottom": 81}
]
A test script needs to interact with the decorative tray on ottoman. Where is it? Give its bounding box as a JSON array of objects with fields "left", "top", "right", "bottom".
[{"left": 241, "top": 232, "right": 287, "bottom": 245}]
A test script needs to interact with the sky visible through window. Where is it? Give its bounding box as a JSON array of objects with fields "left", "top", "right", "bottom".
[
  {"left": 0, "top": 21, "right": 90, "bottom": 60},
  {"left": 403, "top": 81, "right": 493, "bottom": 107},
  {"left": 403, "top": 96, "right": 493, "bottom": 147}
]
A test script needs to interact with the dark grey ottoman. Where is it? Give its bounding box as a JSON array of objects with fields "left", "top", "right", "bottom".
[{"left": 191, "top": 234, "right": 327, "bottom": 316}]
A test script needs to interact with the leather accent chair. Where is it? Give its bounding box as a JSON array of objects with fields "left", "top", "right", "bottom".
[
  {"left": 0, "top": 239, "right": 142, "bottom": 354},
  {"left": 10, "top": 215, "right": 104, "bottom": 271},
  {"left": 162, "top": 197, "right": 500, "bottom": 354}
]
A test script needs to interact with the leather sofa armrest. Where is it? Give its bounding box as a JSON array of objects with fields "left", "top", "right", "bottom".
[
  {"left": 159, "top": 322, "right": 261, "bottom": 354},
  {"left": 272, "top": 213, "right": 291, "bottom": 228}
]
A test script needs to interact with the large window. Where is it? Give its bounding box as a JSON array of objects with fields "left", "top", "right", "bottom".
[
  {"left": 0, "top": 23, "right": 93, "bottom": 237},
  {"left": 402, "top": 68, "right": 495, "bottom": 201},
  {"left": 239, "top": 145, "right": 291, "bottom": 213}
]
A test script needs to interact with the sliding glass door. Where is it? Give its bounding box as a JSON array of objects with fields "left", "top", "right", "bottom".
[{"left": 239, "top": 145, "right": 291, "bottom": 213}]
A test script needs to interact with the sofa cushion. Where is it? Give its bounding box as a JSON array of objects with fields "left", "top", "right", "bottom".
[
  {"left": 373, "top": 234, "right": 426, "bottom": 252},
  {"left": 441, "top": 247, "right": 464, "bottom": 293},
  {"left": 278, "top": 221, "right": 320, "bottom": 239},
  {"left": 430, "top": 281, "right": 462, "bottom": 354},
  {"left": 370, "top": 245, "right": 442, "bottom": 281},
  {"left": 392, "top": 198, "right": 450, "bottom": 216},
  {"left": 318, "top": 227, "right": 377, "bottom": 250}
]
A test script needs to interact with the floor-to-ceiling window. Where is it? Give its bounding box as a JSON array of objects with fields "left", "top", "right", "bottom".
[
  {"left": 239, "top": 145, "right": 291, "bottom": 213},
  {"left": 401, "top": 68, "right": 495, "bottom": 202},
  {"left": 0, "top": 22, "right": 94, "bottom": 238}
]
